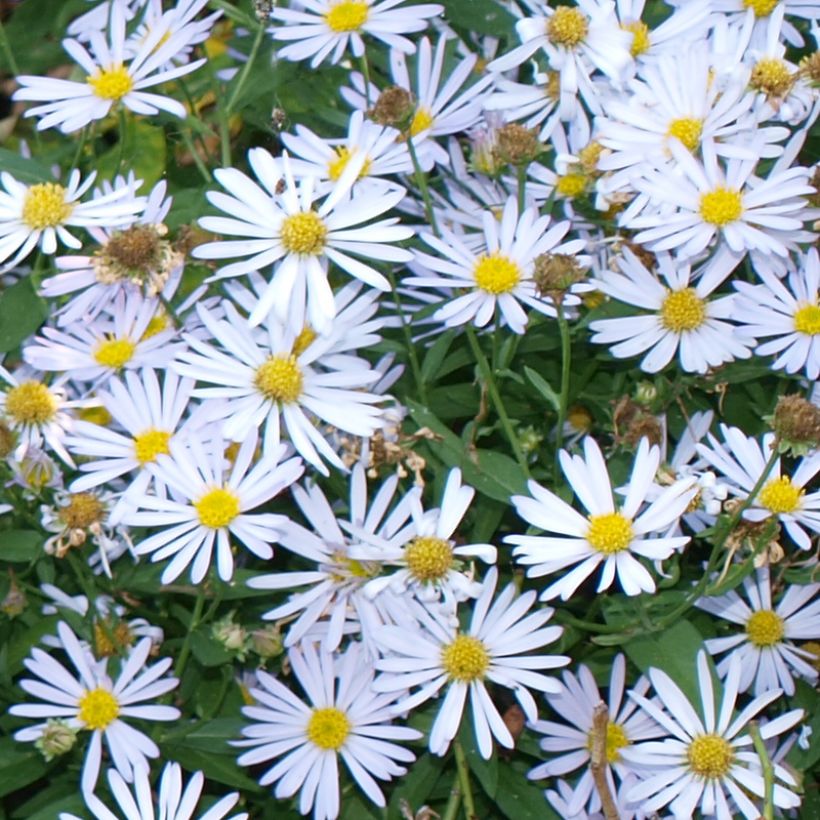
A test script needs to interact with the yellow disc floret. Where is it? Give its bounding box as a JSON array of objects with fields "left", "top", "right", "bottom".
[
  {"left": 60, "top": 493, "right": 105, "bottom": 529},
  {"left": 280, "top": 211, "right": 328, "bottom": 255},
  {"left": 623, "top": 20, "right": 650, "bottom": 57},
  {"left": 194, "top": 487, "right": 241, "bottom": 529},
  {"left": 547, "top": 6, "right": 589, "bottom": 48},
  {"left": 794, "top": 304, "right": 820, "bottom": 335},
  {"left": 324, "top": 1, "right": 369, "bottom": 33},
  {"left": 133, "top": 428, "right": 171, "bottom": 465},
  {"left": 758, "top": 475, "right": 803, "bottom": 514},
  {"left": 441, "top": 634, "right": 490, "bottom": 682},
  {"left": 746, "top": 609, "right": 785, "bottom": 647},
  {"left": 660, "top": 288, "right": 707, "bottom": 332},
  {"left": 743, "top": 0, "right": 779, "bottom": 16},
  {"left": 687, "top": 734, "right": 734, "bottom": 779},
  {"left": 556, "top": 173, "right": 588, "bottom": 198},
  {"left": 667, "top": 117, "right": 703, "bottom": 152},
  {"left": 327, "top": 147, "right": 372, "bottom": 181},
  {"left": 587, "top": 721, "right": 630, "bottom": 764},
  {"left": 409, "top": 107, "right": 434, "bottom": 137},
  {"left": 93, "top": 337, "right": 136, "bottom": 370},
  {"left": 5, "top": 381, "right": 57, "bottom": 425},
  {"left": 699, "top": 187, "right": 743, "bottom": 227},
  {"left": 586, "top": 513, "right": 634, "bottom": 554},
  {"left": 306, "top": 707, "right": 351, "bottom": 750},
  {"left": 22, "top": 183, "right": 73, "bottom": 230},
  {"left": 77, "top": 688, "right": 120, "bottom": 730},
  {"left": 87, "top": 65, "right": 134, "bottom": 100},
  {"left": 404, "top": 536, "right": 453, "bottom": 583},
  {"left": 750, "top": 58, "right": 794, "bottom": 98},
  {"left": 292, "top": 326, "right": 317, "bottom": 357},
  {"left": 254, "top": 355, "right": 304, "bottom": 404},
  {"left": 473, "top": 253, "right": 521, "bottom": 294}
]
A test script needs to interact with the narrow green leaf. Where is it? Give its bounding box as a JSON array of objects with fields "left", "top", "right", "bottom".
[
  {"left": 524, "top": 366, "right": 561, "bottom": 413},
  {"left": 0, "top": 530, "right": 43, "bottom": 562},
  {"left": 0, "top": 277, "right": 48, "bottom": 353},
  {"left": 420, "top": 329, "right": 456, "bottom": 384}
]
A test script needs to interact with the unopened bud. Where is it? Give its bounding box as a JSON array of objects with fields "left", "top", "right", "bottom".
[
  {"left": 518, "top": 425, "right": 543, "bottom": 455},
  {"left": 0, "top": 420, "right": 14, "bottom": 458},
  {"left": 253, "top": 0, "right": 274, "bottom": 22},
  {"left": 634, "top": 381, "right": 658, "bottom": 405},
  {"left": 250, "top": 624, "right": 284, "bottom": 659},
  {"left": 1, "top": 574, "right": 25, "bottom": 616},
  {"left": 35, "top": 719, "right": 78, "bottom": 761},
  {"left": 367, "top": 86, "right": 415, "bottom": 128},
  {"left": 493, "top": 123, "right": 541, "bottom": 167},
  {"left": 213, "top": 614, "right": 248, "bottom": 656},
  {"left": 533, "top": 253, "right": 588, "bottom": 302},
  {"left": 772, "top": 395, "right": 820, "bottom": 454}
]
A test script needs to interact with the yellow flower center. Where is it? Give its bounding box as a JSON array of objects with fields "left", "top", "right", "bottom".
[
  {"left": 547, "top": 6, "right": 589, "bottom": 48},
  {"left": 578, "top": 142, "right": 603, "bottom": 174},
  {"left": 587, "top": 721, "right": 630, "bottom": 764},
  {"left": 404, "top": 536, "right": 454, "bottom": 583},
  {"left": 758, "top": 475, "right": 803, "bottom": 514},
  {"left": 291, "top": 326, "right": 317, "bottom": 357},
  {"left": 623, "top": 20, "right": 650, "bottom": 57},
  {"left": 22, "top": 183, "right": 73, "bottom": 230},
  {"left": 586, "top": 513, "right": 634, "bottom": 554},
  {"left": 794, "top": 304, "right": 820, "bottom": 335},
  {"left": 87, "top": 65, "right": 134, "bottom": 100},
  {"left": 687, "top": 734, "right": 734, "bottom": 779},
  {"left": 324, "top": 0, "right": 369, "bottom": 32},
  {"left": 409, "top": 107, "right": 434, "bottom": 137},
  {"left": 441, "top": 634, "right": 490, "bottom": 682},
  {"left": 194, "top": 487, "right": 241, "bottom": 529},
  {"left": 93, "top": 337, "right": 136, "bottom": 370},
  {"left": 280, "top": 211, "right": 327, "bottom": 256},
  {"left": 667, "top": 117, "right": 703, "bottom": 152},
  {"left": 745, "top": 609, "right": 785, "bottom": 647},
  {"left": 93, "top": 618, "right": 134, "bottom": 658},
  {"left": 473, "top": 252, "right": 521, "bottom": 295},
  {"left": 742, "top": 0, "right": 779, "bottom": 16},
  {"left": 254, "top": 355, "right": 303, "bottom": 404},
  {"left": 699, "top": 187, "right": 743, "bottom": 226},
  {"left": 556, "top": 173, "right": 588, "bottom": 198},
  {"left": 306, "top": 707, "right": 351, "bottom": 750},
  {"left": 77, "top": 688, "right": 120, "bottom": 731},
  {"left": 327, "top": 147, "right": 372, "bottom": 181},
  {"left": 78, "top": 405, "right": 113, "bottom": 426},
  {"left": 133, "top": 428, "right": 171, "bottom": 465},
  {"left": 5, "top": 381, "right": 57, "bottom": 425},
  {"left": 60, "top": 492, "right": 105, "bottom": 529},
  {"left": 141, "top": 312, "right": 170, "bottom": 340},
  {"left": 750, "top": 58, "right": 794, "bottom": 97},
  {"left": 660, "top": 288, "right": 707, "bottom": 332}
]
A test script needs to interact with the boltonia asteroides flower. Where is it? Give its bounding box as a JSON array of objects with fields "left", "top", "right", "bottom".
[
  {"left": 506, "top": 437, "right": 697, "bottom": 600},
  {"left": 373, "top": 567, "right": 568, "bottom": 759},
  {"left": 234, "top": 641, "right": 421, "bottom": 820},
  {"left": 10, "top": 621, "right": 179, "bottom": 795}
]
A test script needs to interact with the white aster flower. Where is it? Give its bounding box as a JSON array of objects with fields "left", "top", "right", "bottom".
[
  {"left": 623, "top": 649, "right": 804, "bottom": 819},
  {"left": 696, "top": 566, "right": 820, "bottom": 696},
  {"left": 732, "top": 247, "right": 820, "bottom": 379},
  {"left": 589, "top": 246, "right": 753, "bottom": 374},
  {"left": 696, "top": 425, "right": 820, "bottom": 550},
  {"left": 373, "top": 566, "right": 568, "bottom": 759},
  {"left": 13, "top": 0, "right": 205, "bottom": 133},
  {"left": 614, "top": 0, "right": 713, "bottom": 61},
  {"left": 696, "top": 0, "right": 820, "bottom": 47},
  {"left": 483, "top": 68, "right": 563, "bottom": 142},
  {"left": 122, "top": 431, "right": 303, "bottom": 583},
  {"left": 0, "top": 170, "right": 144, "bottom": 270},
  {"left": 10, "top": 621, "right": 180, "bottom": 795},
  {"left": 407, "top": 196, "right": 588, "bottom": 334},
  {"left": 235, "top": 641, "right": 421, "bottom": 820},
  {"left": 193, "top": 149, "right": 413, "bottom": 332},
  {"left": 506, "top": 436, "right": 697, "bottom": 600},
  {"left": 60, "top": 761, "right": 247, "bottom": 820},
  {"left": 270, "top": 0, "right": 443, "bottom": 68}
]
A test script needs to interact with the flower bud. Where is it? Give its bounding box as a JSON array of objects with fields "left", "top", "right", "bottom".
[
  {"left": 772, "top": 395, "right": 820, "bottom": 453},
  {"left": 213, "top": 614, "right": 249, "bottom": 657},
  {"left": 35, "top": 719, "right": 78, "bottom": 761},
  {"left": 367, "top": 86, "right": 415, "bottom": 129},
  {"left": 250, "top": 624, "right": 284, "bottom": 659}
]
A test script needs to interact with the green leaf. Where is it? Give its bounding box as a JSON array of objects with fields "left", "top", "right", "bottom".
[
  {"left": 492, "top": 761, "right": 559, "bottom": 820},
  {"left": 442, "top": 0, "right": 517, "bottom": 37},
  {"left": 190, "top": 627, "right": 234, "bottom": 667},
  {"left": 0, "top": 739, "right": 49, "bottom": 799},
  {"left": 96, "top": 117, "right": 167, "bottom": 189},
  {"left": 6, "top": 614, "right": 59, "bottom": 673},
  {"left": 524, "top": 366, "right": 561, "bottom": 413},
  {"left": 703, "top": 558, "right": 756, "bottom": 597},
  {"left": 0, "top": 277, "right": 48, "bottom": 353},
  {"left": 460, "top": 721, "right": 499, "bottom": 799},
  {"left": 386, "top": 753, "right": 445, "bottom": 820},
  {"left": 159, "top": 744, "right": 263, "bottom": 793},
  {"left": 421, "top": 329, "right": 456, "bottom": 384},
  {"left": 0, "top": 149, "right": 55, "bottom": 185},
  {"left": 0, "top": 530, "right": 43, "bottom": 562}
]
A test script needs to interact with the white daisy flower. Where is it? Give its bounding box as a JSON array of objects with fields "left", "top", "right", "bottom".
[
  {"left": 623, "top": 649, "right": 804, "bottom": 820},
  {"left": 23, "top": 291, "right": 180, "bottom": 387},
  {"left": 348, "top": 467, "right": 497, "bottom": 609},
  {"left": 693, "top": 0, "right": 820, "bottom": 47},
  {"left": 269, "top": 0, "right": 443, "bottom": 68},
  {"left": 234, "top": 641, "right": 422, "bottom": 820},
  {"left": 373, "top": 566, "right": 569, "bottom": 759},
  {"left": 122, "top": 431, "right": 303, "bottom": 583},
  {"left": 173, "top": 301, "right": 386, "bottom": 474},
  {"left": 406, "top": 196, "right": 588, "bottom": 334},
  {"left": 59, "top": 761, "right": 247, "bottom": 820},
  {"left": 696, "top": 566, "right": 820, "bottom": 696},
  {"left": 13, "top": 0, "right": 206, "bottom": 133},
  {"left": 589, "top": 246, "right": 753, "bottom": 374},
  {"left": 614, "top": 0, "right": 713, "bottom": 61},
  {"left": 528, "top": 654, "right": 662, "bottom": 817},
  {"left": 10, "top": 621, "right": 180, "bottom": 795},
  {"left": 0, "top": 170, "right": 144, "bottom": 270},
  {"left": 193, "top": 149, "right": 413, "bottom": 332},
  {"left": 506, "top": 436, "right": 697, "bottom": 601},
  {"left": 619, "top": 139, "right": 815, "bottom": 259},
  {"left": 732, "top": 247, "right": 820, "bottom": 379},
  {"left": 696, "top": 425, "right": 820, "bottom": 550}
]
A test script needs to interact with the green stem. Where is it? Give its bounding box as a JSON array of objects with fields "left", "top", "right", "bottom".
[
  {"left": 556, "top": 612, "right": 632, "bottom": 635},
  {"left": 466, "top": 325, "right": 529, "bottom": 477},
  {"left": 178, "top": 127, "right": 213, "bottom": 184},
  {"left": 442, "top": 770, "right": 462, "bottom": 820},
  {"left": 68, "top": 125, "right": 89, "bottom": 175},
  {"left": 226, "top": 23, "right": 266, "bottom": 115},
  {"left": 359, "top": 51, "right": 372, "bottom": 109},
  {"left": 115, "top": 107, "right": 128, "bottom": 177},
  {"left": 554, "top": 301, "right": 571, "bottom": 482},
  {"left": 174, "top": 587, "right": 206, "bottom": 679},
  {"left": 0, "top": 17, "right": 20, "bottom": 76},
  {"left": 453, "top": 741, "right": 476, "bottom": 820},
  {"left": 386, "top": 269, "right": 428, "bottom": 406},
  {"left": 516, "top": 164, "right": 527, "bottom": 214},
  {"left": 749, "top": 722, "right": 774, "bottom": 820},
  {"left": 406, "top": 134, "right": 440, "bottom": 237}
]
